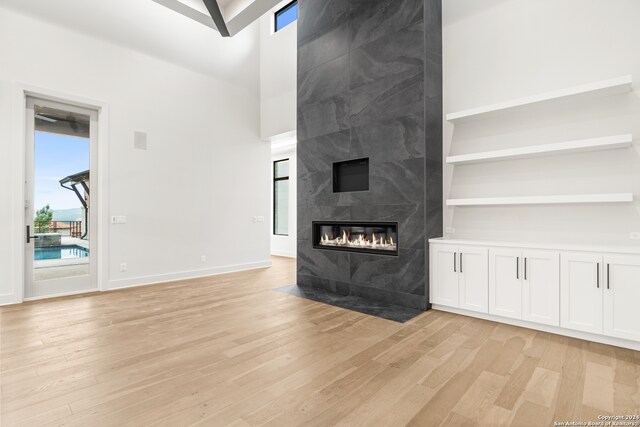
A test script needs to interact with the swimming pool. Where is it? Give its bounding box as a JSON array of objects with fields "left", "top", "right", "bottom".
[{"left": 35, "top": 245, "right": 89, "bottom": 261}]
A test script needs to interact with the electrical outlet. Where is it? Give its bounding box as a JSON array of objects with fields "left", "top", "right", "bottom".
[
  {"left": 445, "top": 227, "right": 455, "bottom": 234},
  {"left": 120, "top": 263, "right": 127, "bottom": 272},
  {"left": 117, "top": 215, "right": 127, "bottom": 224},
  {"left": 111, "top": 216, "right": 118, "bottom": 224},
  {"left": 630, "top": 232, "right": 640, "bottom": 240},
  {"left": 253, "top": 216, "right": 258, "bottom": 223},
  {"left": 257, "top": 216, "right": 265, "bottom": 223},
  {"left": 201, "top": 255, "right": 207, "bottom": 263}
]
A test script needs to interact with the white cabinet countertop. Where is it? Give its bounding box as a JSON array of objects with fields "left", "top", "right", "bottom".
[{"left": 429, "top": 237, "right": 640, "bottom": 255}]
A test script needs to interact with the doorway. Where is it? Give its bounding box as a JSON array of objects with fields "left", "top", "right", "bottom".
[{"left": 24, "top": 97, "right": 98, "bottom": 299}]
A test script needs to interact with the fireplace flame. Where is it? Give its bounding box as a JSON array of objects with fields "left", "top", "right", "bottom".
[{"left": 319, "top": 230, "right": 397, "bottom": 252}]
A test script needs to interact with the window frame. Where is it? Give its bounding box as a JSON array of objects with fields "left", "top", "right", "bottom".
[
  {"left": 274, "top": 0, "right": 298, "bottom": 33},
  {"left": 273, "top": 158, "right": 290, "bottom": 236}
]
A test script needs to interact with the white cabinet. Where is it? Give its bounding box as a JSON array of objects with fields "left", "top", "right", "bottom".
[
  {"left": 562, "top": 252, "right": 640, "bottom": 341},
  {"left": 489, "top": 248, "right": 522, "bottom": 320},
  {"left": 431, "top": 244, "right": 459, "bottom": 307},
  {"left": 489, "top": 248, "right": 560, "bottom": 326},
  {"left": 431, "top": 244, "right": 488, "bottom": 313},
  {"left": 429, "top": 239, "right": 640, "bottom": 347},
  {"left": 561, "top": 252, "right": 603, "bottom": 334},
  {"left": 603, "top": 254, "right": 640, "bottom": 342},
  {"left": 459, "top": 246, "right": 489, "bottom": 313},
  {"left": 522, "top": 250, "right": 560, "bottom": 326}
]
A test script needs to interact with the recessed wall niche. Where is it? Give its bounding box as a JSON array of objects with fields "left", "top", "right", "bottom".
[{"left": 332, "top": 158, "right": 369, "bottom": 193}]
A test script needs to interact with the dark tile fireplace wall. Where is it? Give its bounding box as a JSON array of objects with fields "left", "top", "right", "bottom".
[{"left": 296, "top": 0, "right": 443, "bottom": 310}]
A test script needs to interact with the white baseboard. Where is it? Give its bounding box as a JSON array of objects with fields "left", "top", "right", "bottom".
[
  {"left": 106, "top": 260, "right": 273, "bottom": 291},
  {"left": 24, "top": 288, "right": 99, "bottom": 302},
  {"left": 0, "top": 293, "right": 20, "bottom": 306},
  {"left": 271, "top": 250, "right": 296, "bottom": 258},
  {"left": 432, "top": 304, "right": 640, "bottom": 351}
]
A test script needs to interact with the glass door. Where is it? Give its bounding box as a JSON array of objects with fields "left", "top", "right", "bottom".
[{"left": 24, "top": 97, "right": 98, "bottom": 299}]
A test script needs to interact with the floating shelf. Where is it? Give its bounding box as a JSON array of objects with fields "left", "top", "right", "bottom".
[
  {"left": 446, "top": 75, "right": 633, "bottom": 123},
  {"left": 447, "top": 193, "right": 634, "bottom": 207},
  {"left": 446, "top": 134, "right": 633, "bottom": 165}
]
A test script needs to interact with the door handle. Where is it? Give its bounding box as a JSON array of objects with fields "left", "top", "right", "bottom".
[
  {"left": 26, "top": 225, "right": 39, "bottom": 244},
  {"left": 524, "top": 258, "right": 527, "bottom": 280},
  {"left": 596, "top": 263, "right": 600, "bottom": 288},
  {"left": 454, "top": 252, "right": 457, "bottom": 273},
  {"left": 607, "top": 264, "right": 610, "bottom": 290},
  {"left": 460, "top": 253, "right": 463, "bottom": 273},
  {"left": 516, "top": 257, "right": 519, "bottom": 279}
]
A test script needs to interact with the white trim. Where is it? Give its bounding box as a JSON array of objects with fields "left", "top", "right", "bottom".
[
  {"left": 23, "top": 288, "right": 99, "bottom": 303},
  {"left": 446, "top": 75, "right": 633, "bottom": 122},
  {"left": 271, "top": 250, "right": 296, "bottom": 258},
  {"left": 106, "top": 260, "right": 273, "bottom": 291},
  {"left": 432, "top": 304, "right": 640, "bottom": 351},
  {"left": 11, "top": 83, "right": 110, "bottom": 304}
]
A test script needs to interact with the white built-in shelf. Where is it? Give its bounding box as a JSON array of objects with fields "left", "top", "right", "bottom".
[
  {"left": 447, "top": 193, "right": 634, "bottom": 207},
  {"left": 446, "top": 134, "right": 633, "bottom": 165},
  {"left": 446, "top": 75, "right": 633, "bottom": 123}
]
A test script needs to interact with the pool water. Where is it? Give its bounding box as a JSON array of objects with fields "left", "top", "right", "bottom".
[{"left": 35, "top": 245, "right": 89, "bottom": 261}]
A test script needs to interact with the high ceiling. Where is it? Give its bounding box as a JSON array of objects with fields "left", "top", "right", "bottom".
[{"left": 0, "top": 0, "right": 261, "bottom": 87}]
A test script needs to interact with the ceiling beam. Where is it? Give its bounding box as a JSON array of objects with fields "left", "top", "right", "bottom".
[
  {"left": 152, "top": 0, "right": 288, "bottom": 37},
  {"left": 202, "top": 0, "right": 230, "bottom": 37},
  {"left": 151, "top": 0, "right": 217, "bottom": 30}
]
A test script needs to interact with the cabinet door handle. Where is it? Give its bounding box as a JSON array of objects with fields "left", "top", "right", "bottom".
[
  {"left": 454, "top": 252, "right": 457, "bottom": 273},
  {"left": 524, "top": 258, "right": 527, "bottom": 280},
  {"left": 596, "top": 263, "right": 600, "bottom": 288},
  {"left": 607, "top": 264, "right": 610, "bottom": 289},
  {"left": 460, "top": 253, "right": 463, "bottom": 273},
  {"left": 516, "top": 257, "right": 519, "bottom": 279}
]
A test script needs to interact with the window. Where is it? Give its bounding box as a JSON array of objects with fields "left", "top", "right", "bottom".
[
  {"left": 274, "top": 0, "right": 298, "bottom": 32},
  {"left": 274, "top": 159, "right": 289, "bottom": 235}
]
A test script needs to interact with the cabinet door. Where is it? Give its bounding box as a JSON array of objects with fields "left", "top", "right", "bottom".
[
  {"left": 560, "top": 252, "right": 603, "bottom": 334},
  {"left": 489, "top": 248, "right": 522, "bottom": 320},
  {"left": 459, "top": 246, "right": 489, "bottom": 313},
  {"left": 604, "top": 254, "right": 640, "bottom": 341},
  {"left": 522, "top": 250, "right": 560, "bottom": 326},
  {"left": 430, "top": 244, "right": 459, "bottom": 307}
]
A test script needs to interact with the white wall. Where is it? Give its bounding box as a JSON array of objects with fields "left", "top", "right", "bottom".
[
  {"left": 0, "top": 7, "right": 271, "bottom": 303},
  {"left": 443, "top": 0, "right": 640, "bottom": 246},
  {"left": 259, "top": 1, "right": 297, "bottom": 140},
  {"left": 271, "top": 141, "right": 297, "bottom": 257}
]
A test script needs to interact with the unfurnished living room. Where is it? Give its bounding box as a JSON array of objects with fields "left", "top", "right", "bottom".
[{"left": 1, "top": 0, "right": 639, "bottom": 426}]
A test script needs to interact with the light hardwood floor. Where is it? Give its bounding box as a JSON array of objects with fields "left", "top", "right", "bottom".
[{"left": 1, "top": 256, "right": 639, "bottom": 426}]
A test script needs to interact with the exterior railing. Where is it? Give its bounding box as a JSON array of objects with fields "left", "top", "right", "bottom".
[{"left": 34, "top": 221, "right": 83, "bottom": 238}]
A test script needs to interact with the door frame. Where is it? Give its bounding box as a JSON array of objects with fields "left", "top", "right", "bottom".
[{"left": 10, "top": 83, "right": 110, "bottom": 304}]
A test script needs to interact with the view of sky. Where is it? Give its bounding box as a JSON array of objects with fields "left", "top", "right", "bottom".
[
  {"left": 34, "top": 131, "right": 89, "bottom": 212},
  {"left": 276, "top": 2, "right": 297, "bottom": 31}
]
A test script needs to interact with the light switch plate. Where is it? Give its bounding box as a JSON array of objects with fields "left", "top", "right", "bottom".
[
  {"left": 445, "top": 227, "right": 455, "bottom": 234},
  {"left": 630, "top": 232, "right": 640, "bottom": 240}
]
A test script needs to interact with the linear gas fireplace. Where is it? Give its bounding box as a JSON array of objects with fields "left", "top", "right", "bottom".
[{"left": 312, "top": 221, "right": 398, "bottom": 256}]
